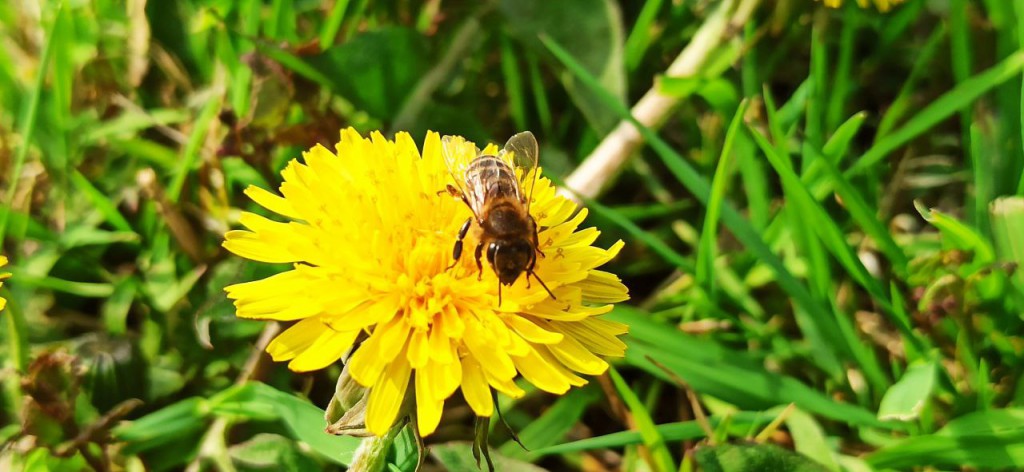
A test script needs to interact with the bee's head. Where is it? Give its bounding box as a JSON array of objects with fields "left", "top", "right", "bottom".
[{"left": 487, "top": 239, "right": 534, "bottom": 286}]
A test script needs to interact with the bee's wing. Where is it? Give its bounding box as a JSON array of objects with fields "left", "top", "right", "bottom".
[
  {"left": 500, "top": 131, "right": 540, "bottom": 213},
  {"left": 441, "top": 135, "right": 486, "bottom": 219}
]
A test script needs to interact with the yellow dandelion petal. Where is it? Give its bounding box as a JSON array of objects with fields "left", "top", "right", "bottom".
[
  {"left": 536, "top": 345, "right": 589, "bottom": 387},
  {"left": 415, "top": 359, "right": 460, "bottom": 436},
  {"left": 512, "top": 346, "right": 573, "bottom": 395},
  {"left": 223, "top": 129, "right": 630, "bottom": 437},
  {"left": 227, "top": 269, "right": 323, "bottom": 320},
  {"left": 426, "top": 325, "right": 454, "bottom": 364},
  {"left": 406, "top": 329, "right": 431, "bottom": 368},
  {"left": 503, "top": 314, "right": 564, "bottom": 344},
  {"left": 348, "top": 317, "right": 408, "bottom": 386},
  {"left": 366, "top": 355, "right": 412, "bottom": 436},
  {"left": 460, "top": 355, "right": 495, "bottom": 417},
  {"left": 266, "top": 318, "right": 324, "bottom": 362},
  {"left": 548, "top": 318, "right": 629, "bottom": 358},
  {"left": 324, "top": 296, "right": 399, "bottom": 332},
  {"left": 484, "top": 366, "right": 527, "bottom": 399},
  {"left": 223, "top": 230, "right": 296, "bottom": 263},
  {"left": 548, "top": 334, "right": 610, "bottom": 375},
  {"left": 288, "top": 326, "right": 361, "bottom": 372},
  {"left": 580, "top": 270, "right": 631, "bottom": 303},
  {"left": 244, "top": 185, "right": 299, "bottom": 219}
]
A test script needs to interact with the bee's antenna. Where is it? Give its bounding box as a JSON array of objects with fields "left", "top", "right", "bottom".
[{"left": 529, "top": 270, "right": 556, "bottom": 300}]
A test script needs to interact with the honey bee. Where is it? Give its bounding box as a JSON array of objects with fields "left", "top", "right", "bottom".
[{"left": 442, "top": 131, "right": 556, "bottom": 306}]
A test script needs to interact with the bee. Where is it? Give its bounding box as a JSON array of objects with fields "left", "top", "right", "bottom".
[{"left": 442, "top": 131, "right": 556, "bottom": 306}]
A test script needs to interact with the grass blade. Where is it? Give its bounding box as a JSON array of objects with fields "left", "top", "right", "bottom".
[
  {"left": 608, "top": 366, "right": 676, "bottom": 472},
  {"left": 849, "top": 51, "right": 1024, "bottom": 176},
  {"left": 696, "top": 99, "right": 750, "bottom": 293},
  {"left": 542, "top": 35, "right": 840, "bottom": 376},
  {"left": 499, "top": 386, "right": 600, "bottom": 460}
]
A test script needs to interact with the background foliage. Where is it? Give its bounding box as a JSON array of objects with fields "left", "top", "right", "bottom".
[{"left": 2, "top": 0, "right": 1024, "bottom": 470}]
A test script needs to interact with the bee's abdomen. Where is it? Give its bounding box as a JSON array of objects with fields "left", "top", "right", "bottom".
[{"left": 466, "top": 155, "right": 519, "bottom": 201}]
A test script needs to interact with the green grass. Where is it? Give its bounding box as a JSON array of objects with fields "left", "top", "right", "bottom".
[{"left": 3, "top": 0, "right": 1024, "bottom": 471}]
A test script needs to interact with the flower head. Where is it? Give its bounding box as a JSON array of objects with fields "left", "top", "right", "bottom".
[
  {"left": 224, "top": 129, "right": 629, "bottom": 437},
  {"left": 0, "top": 256, "right": 9, "bottom": 312}
]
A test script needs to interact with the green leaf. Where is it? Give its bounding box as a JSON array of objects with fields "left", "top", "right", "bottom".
[
  {"left": 608, "top": 366, "right": 676, "bottom": 472},
  {"left": 432, "top": 442, "right": 549, "bottom": 472},
  {"left": 878, "top": 360, "right": 937, "bottom": 422},
  {"left": 532, "top": 412, "right": 773, "bottom": 456},
  {"left": 542, "top": 34, "right": 845, "bottom": 381},
  {"left": 501, "top": 0, "right": 626, "bottom": 133},
  {"left": 499, "top": 384, "right": 600, "bottom": 460},
  {"left": 242, "top": 382, "right": 360, "bottom": 466},
  {"left": 990, "top": 197, "right": 1024, "bottom": 300},
  {"left": 115, "top": 397, "right": 209, "bottom": 452},
  {"left": 0, "top": 4, "right": 62, "bottom": 243},
  {"left": 229, "top": 433, "right": 320, "bottom": 471},
  {"left": 306, "top": 27, "right": 429, "bottom": 121},
  {"left": 803, "top": 145, "right": 909, "bottom": 278},
  {"left": 785, "top": 408, "right": 839, "bottom": 472},
  {"left": 610, "top": 307, "right": 891, "bottom": 429},
  {"left": 696, "top": 443, "right": 831, "bottom": 472},
  {"left": 916, "top": 201, "right": 996, "bottom": 264},
  {"left": 8, "top": 271, "right": 114, "bottom": 297},
  {"left": 209, "top": 383, "right": 281, "bottom": 422},
  {"left": 849, "top": 51, "right": 1024, "bottom": 176},
  {"left": 696, "top": 99, "right": 750, "bottom": 294},
  {"left": 867, "top": 409, "right": 1024, "bottom": 469}
]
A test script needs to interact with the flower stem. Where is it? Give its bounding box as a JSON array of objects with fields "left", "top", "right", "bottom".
[{"left": 348, "top": 425, "right": 402, "bottom": 472}]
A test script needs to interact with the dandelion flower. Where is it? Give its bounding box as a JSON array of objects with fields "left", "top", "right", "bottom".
[
  {"left": 224, "top": 129, "right": 629, "bottom": 437},
  {"left": 0, "top": 256, "right": 9, "bottom": 312},
  {"left": 819, "top": 0, "right": 903, "bottom": 11}
]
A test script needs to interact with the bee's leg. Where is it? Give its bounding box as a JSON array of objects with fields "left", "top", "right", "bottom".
[
  {"left": 474, "top": 242, "right": 485, "bottom": 280},
  {"left": 529, "top": 269, "right": 557, "bottom": 300},
  {"left": 447, "top": 218, "right": 472, "bottom": 270},
  {"left": 531, "top": 219, "right": 545, "bottom": 258}
]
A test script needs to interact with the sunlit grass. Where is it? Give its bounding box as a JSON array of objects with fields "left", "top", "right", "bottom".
[{"left": 1, "top": 0, "right": 1024, "bottom": 470}]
